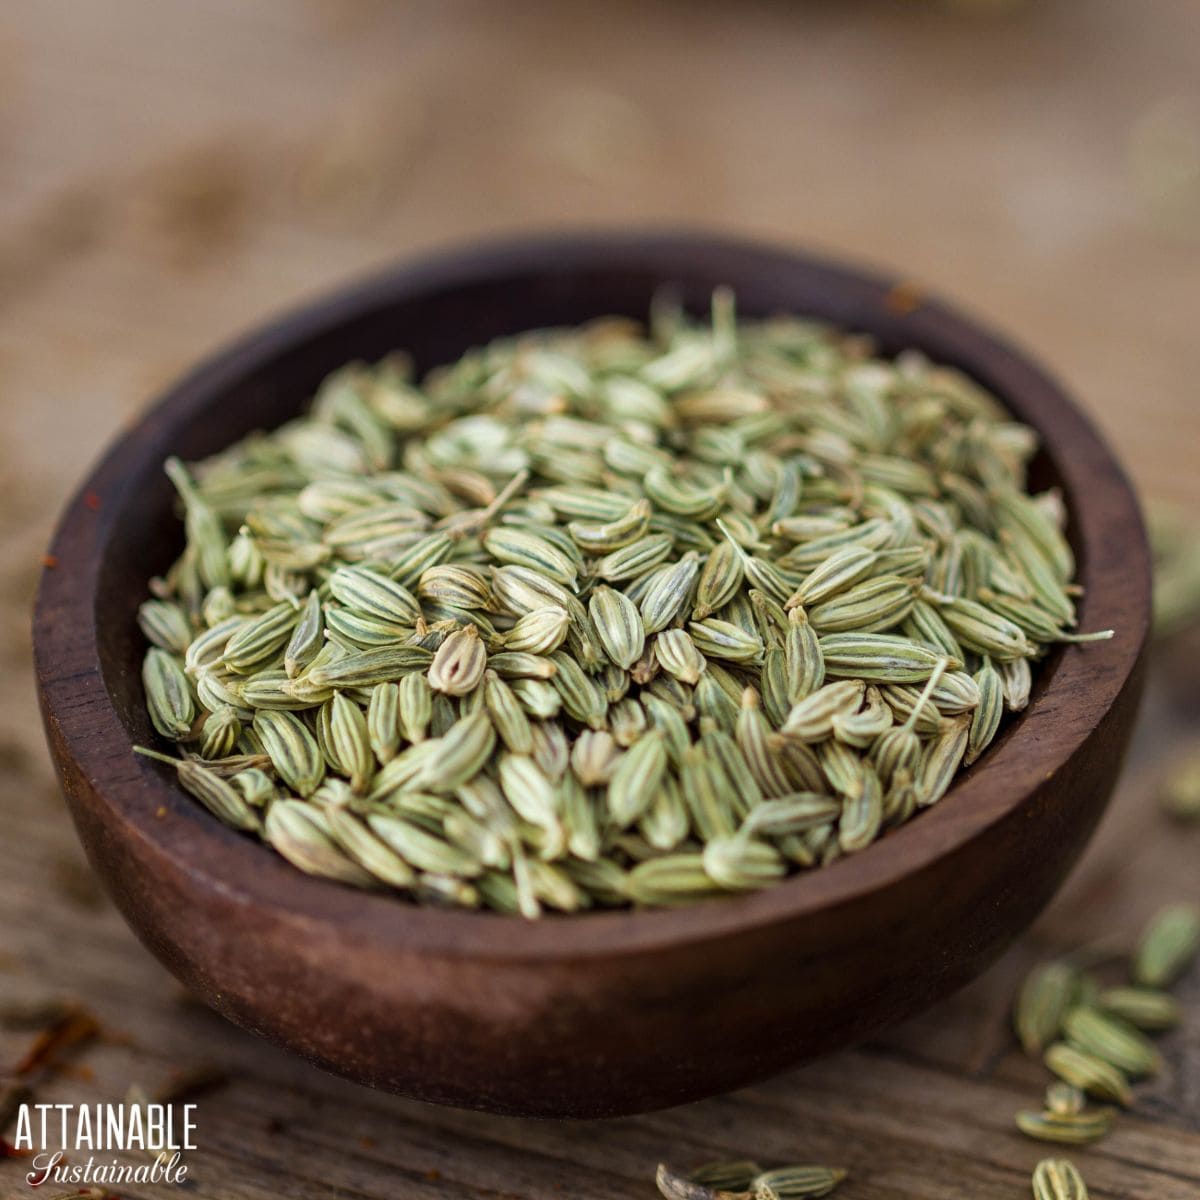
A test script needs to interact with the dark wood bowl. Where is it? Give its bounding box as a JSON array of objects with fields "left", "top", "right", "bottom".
[{"left": 33, "top": 233, "right": 1150, "bottom": 1118}]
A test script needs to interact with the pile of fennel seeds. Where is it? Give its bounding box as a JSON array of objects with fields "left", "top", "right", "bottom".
[{"left": 135, "top": 292, "right": 1111, "bottom": 917}]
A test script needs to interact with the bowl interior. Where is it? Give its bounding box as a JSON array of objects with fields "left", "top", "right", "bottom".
[{"left": 52, "top": 233, "right": 1145, "bottom": 952}]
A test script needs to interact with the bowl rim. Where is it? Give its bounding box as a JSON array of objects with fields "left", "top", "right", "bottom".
[{"left": 33, "top": 229, "right": 1151, "bottom": 962}]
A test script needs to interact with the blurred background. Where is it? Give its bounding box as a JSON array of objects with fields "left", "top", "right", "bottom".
[{"left": 2, "top": 3, "right": 1199, "bottom": 1196}]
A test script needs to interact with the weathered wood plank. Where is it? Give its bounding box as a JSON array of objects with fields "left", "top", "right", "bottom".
[{"left": 1, "top": 677, "right": 1196, "bottom": 1199}]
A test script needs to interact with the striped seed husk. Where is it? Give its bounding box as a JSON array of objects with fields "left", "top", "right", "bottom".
[
  {"left": 265, "top": 800, "right": 375, "bottom": 886},
  {"left": 1016, "top": 1108, "right": 1114, "bottom": 1146},
  {"left": 1015, "top": 960, "right": 1079, "bottom": 1056},
  {"left": 139, "top": 301, "right": 1106, "bottom": 915},
  {"left": 143, "top": 648, "right": 196, "bottom": 739},
  {"left": 1062, "top": 1006, "right": 1162, "bottom": 1078},
  {"left": 1044, "top": 1042, "right": 1133, "bottom": 1107},
  {"left": 752, "top": 1165, "right": 847, "bottom": 1199},
  {"left": 1095, "top": 987, "right": 1180, "bottom": 1031},
  {"left": 1133, "top": 903, "right": 1200, "bottom": 988},
  {"left": 1031, "top": 1158, "right": 1088, "bottom": 1200}
]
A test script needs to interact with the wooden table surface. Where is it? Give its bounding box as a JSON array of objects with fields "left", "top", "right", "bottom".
[{"left": 2, "top": 2, "right": 1198, "bottom": 1197}]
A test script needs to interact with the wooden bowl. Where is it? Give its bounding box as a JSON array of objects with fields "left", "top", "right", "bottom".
[{"left": 33, "top": 233, "right": 1150, "bottom": 1118}]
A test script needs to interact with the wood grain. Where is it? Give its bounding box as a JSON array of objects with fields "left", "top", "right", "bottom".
[
  {"left": 1, "top": 0, "right": 1198, "bottom": 1195},
  {"left": 2, "top": 686, "right": 1198, "bottom": 1197}
]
